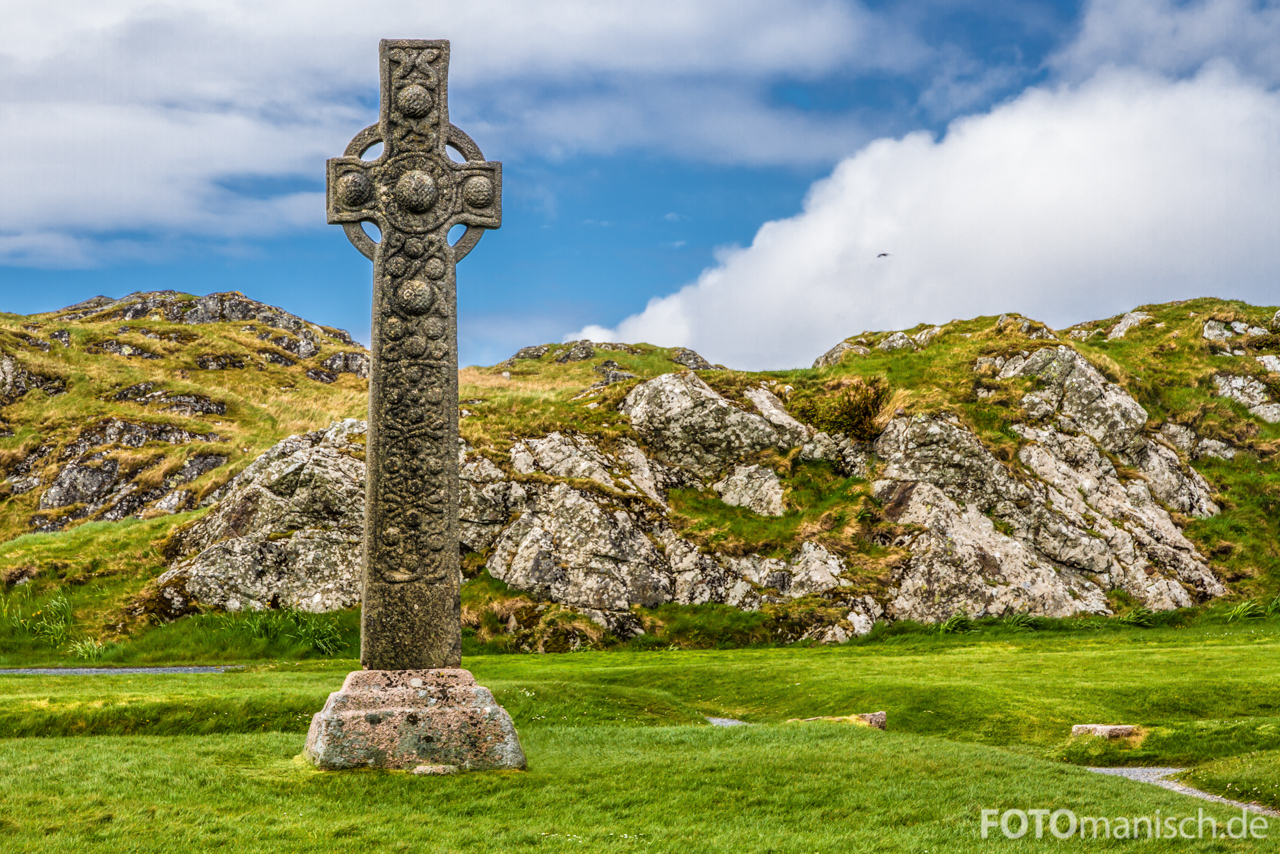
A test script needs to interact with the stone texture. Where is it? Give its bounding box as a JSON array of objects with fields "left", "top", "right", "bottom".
[
  {"left": 912, "top": 326, "right": 943, "bottom": 347},
  {"left": 713, "top": 464, "right": 785, "bottom": 516},
  {"left": 53, "top": 290, "right": 352, "bottom": 348},
  {"left": 744, "top": 386, "right": 810, "bottom": 446},
  {"left": 487, "top": 482, "right": 671, "bottom": 612},
  {"left": 1, "top": 354, "right": 66, "bottom": 405},
  {"left": 999, "top": 346, "right": 1147, "bottom": 452},
  {"left": 1202, "top": 320, "right": 1231, "bottom": 341},
  {"left": 196, "top": 354, "right": 245, "bottom": 370},
  {"left": 872, "top": 410, "right": 1223, "bottom": 619},
  {"left": 511, "top": 432, "right": 615, "bottom": 488},
  {"left": 670, "top": 347, "right": 714, "bottom": 371},
  {"left": 152, "top": 420, "right": 366, "bottom": 615},
  {"left": 507, "top": 344, "right": 551, "bottom": 362},
  {"left": 85, "top": 340, "right": 161, "bottom": 360},
  {"left": 327, "top": 39, "right": 502, "bottom": 672},
  {"left": 877, "top": 332, "right": 915, "bottom": 352},
  {"left": 1214, "top": 374, "right": 1280, "bottom": 422},
  {"left": 813, "top": 341, "right": 853, "bottom": 369},
  {"left": 31, "top": 419, "right": 225, "bottom": 531},
  {"left": 789, "top": 711, "right": 886, "bottom": 730},
  {"left": 113, "top": 384, "right": 226, "bottom": 416},
  {"left": 555, "top": 340, "right": 595, "bottom": 363},
  {"left": 621, "top": 372, "right": 789, "bottom": 478},
  {"left": 1072, "top": 724, "right": 1137, "bottom": 739},
  {"left": 320, "top": 351, "right": 371, "bottom": 379},
  {"left": 1107, "top": 311, "right": 1150, "bottom": 339},
  {"left": 305, "top": 669, "right": 526, "bottom": 771},
  {"left": 799, "top": 431, "right": 872, "bottom": 478}
]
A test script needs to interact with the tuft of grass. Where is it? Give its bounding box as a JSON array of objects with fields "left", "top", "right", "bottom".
[
  {"left": 788, "top": 375, "right": 892, "bottom": 439},
  {"left": 938, "top": 611, "right": 975, "bottom": 634}
]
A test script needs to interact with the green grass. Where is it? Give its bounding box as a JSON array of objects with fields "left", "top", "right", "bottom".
[
  {"left": 3, "top": 621, "right": 1279, "bottom": 851},
  {"left": 4, "top": 635, "right": 1280, "bottom": 852},
  {"left": 3, "top": 727, "right": 1270, "bottom": 853},
  {"left": 1053, "top": 718, "right": 1280, "bottom": 768},
  {"left": 7, "top": 620, "right": 1280, "bottom": 752},
  {"left": 1185, "top": 749, "right": 1280, "bottom": 811}
]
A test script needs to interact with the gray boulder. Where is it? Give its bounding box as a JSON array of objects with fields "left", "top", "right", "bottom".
[
  {"left": 320, "top": 352, "right": 371, "bottom": 379},
  {"left": 621, "top": 372, "right": 790, "bottom": 478},
  {"left": 1000, "top": 346, "right": 1147, "bottom": 452},
  {"left": 743, "top": 386, "right": 810, "bottom": 446},
  {"left": 555, "top": 340, "right": 596, "bottom": 363},
  {"left": 671, "top": 347, "right": 714, "bottom": 371},
  {"left": 0, "top": 354, "right": 66, "bottom": 405},
  {"left": 54, "top": 290, "right": 353, "bottom": 347},
  {"left": 877, "top": 332, "right": 915, "bottom": 352},
  {"left": 1202, "top": 320, "right": 1232, "bottom": 341},
  {"left": 487, "top": 482, "right": 671, "bottom": 612},
  {"left": 713, "top": 464, "right": 785, "bottom": 516},
  {"left": 153, "top": 420, "right": 367, "bottom": 613},
  {"left": 813, "top": 341, "right": 853, "bottom": 369},
  {"left": 913, "top": 326, "right": 944, "bottom": 347},
  {"left": 1107, "top": 312, "right": 1150, "bottom": 339},
  {"left": 873, "top": 413, "right": 1223, "bottom": 617},
  {"left": 1214, "top": 374, "right": 1280, "bottom": 422},
  {"left": 32, "top": 419, "right": 225, "bottom": 530},
  {"left": 879, "top": 480, "right": 1109, "bottom": 622}
]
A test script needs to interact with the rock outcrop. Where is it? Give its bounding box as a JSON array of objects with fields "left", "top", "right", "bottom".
[
  {"left": 151, "top": 330, "right": 1234, "bottom": 639},
  {"left": 1, "top": 354, "right": 66, "bottom": 405},
  {"left": 29, "top": 418, "right": 227, "bottom": 531},
  {"left": 56, "top": 290, "right": 353, "bottom": 350},
  {"left": 150, "top": 420, "right": 367, "bottom": 617},
  {"left": 620, "top": 372, "right": 797, "bottom": 478},
  {"left": 1214, "top": 374, "right": 1280, "bottom": 423}
]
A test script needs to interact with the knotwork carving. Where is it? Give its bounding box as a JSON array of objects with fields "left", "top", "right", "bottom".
[{"left": 327, "top": 39, "right": 501, "bottom": 671}]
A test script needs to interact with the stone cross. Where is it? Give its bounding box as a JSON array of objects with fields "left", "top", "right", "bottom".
[{"left": 327, "top": 39, "right": 501, "bottom": 670}]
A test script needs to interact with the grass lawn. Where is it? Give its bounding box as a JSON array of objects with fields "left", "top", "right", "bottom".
[
  {"left": 1, "top": 727, "right": 1267, "bottom": 853},
  {"left": 3, "top": 623, "right": 1280, "bottom": 851}
]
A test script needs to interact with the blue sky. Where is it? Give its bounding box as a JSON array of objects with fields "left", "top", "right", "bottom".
[{"left": 1, "top": 1, "right": 1278, "bottom": 369}]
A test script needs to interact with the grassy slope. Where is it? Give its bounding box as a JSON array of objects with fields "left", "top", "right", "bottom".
[{"left": 0, "top": 298, "right": 368, "bottom": 641}]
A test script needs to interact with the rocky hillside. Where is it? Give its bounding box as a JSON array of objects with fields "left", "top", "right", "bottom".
[
  {"left": 3, "top": 293, "right": 1279, "bottom": 650},
  {"left": 135, "top": 298, "right": 1279, "bottom": 649},
  {"left": 0, "top": 291, "right": 369, "bottom": 543}
]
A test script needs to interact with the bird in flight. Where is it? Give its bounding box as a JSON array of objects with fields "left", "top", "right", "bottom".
[{"left": 877, "top": 253, "right": 891, "bottom": 258}]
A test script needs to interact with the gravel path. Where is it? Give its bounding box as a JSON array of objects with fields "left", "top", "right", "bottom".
[
  {"left": 1088, "top": 767, "right": 1279, "bottom": 817},
  {"left": 0, "top": 666, "right": 239, "bottom": 676},
  {"left": 706, "top": 717, "right": 752, "bottom": 727}
]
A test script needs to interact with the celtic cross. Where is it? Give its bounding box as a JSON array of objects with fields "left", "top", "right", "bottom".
[{"left": 328, "top": 39, "right": 501, "bottom": 670}]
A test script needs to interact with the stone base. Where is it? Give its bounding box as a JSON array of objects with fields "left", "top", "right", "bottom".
[{"left": 304, "top": 668, "right": 526, "bottom": 771}]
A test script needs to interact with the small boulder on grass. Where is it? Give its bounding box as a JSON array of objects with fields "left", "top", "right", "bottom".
[
  {"left": 787, "top": 711, "right": 886, "bottom": 730},
  {"left": 1071, "top": 724, "right": 1137, "bottom": 739}
]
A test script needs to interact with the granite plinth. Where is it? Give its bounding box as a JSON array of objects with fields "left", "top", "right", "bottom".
[{"left": 304, "top": 668, "right": 526, "bottom": 771}]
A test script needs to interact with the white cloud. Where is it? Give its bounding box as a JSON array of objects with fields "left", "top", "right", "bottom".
[
  {"left": 1054, "top": 0, "right": 1280, "bottom": 84},
  {"left": 0, "top": 0, "right": 942, "bottom": 264},
  {"left": 571, "top": 65, "right": 1280, "bottom": 370}
]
